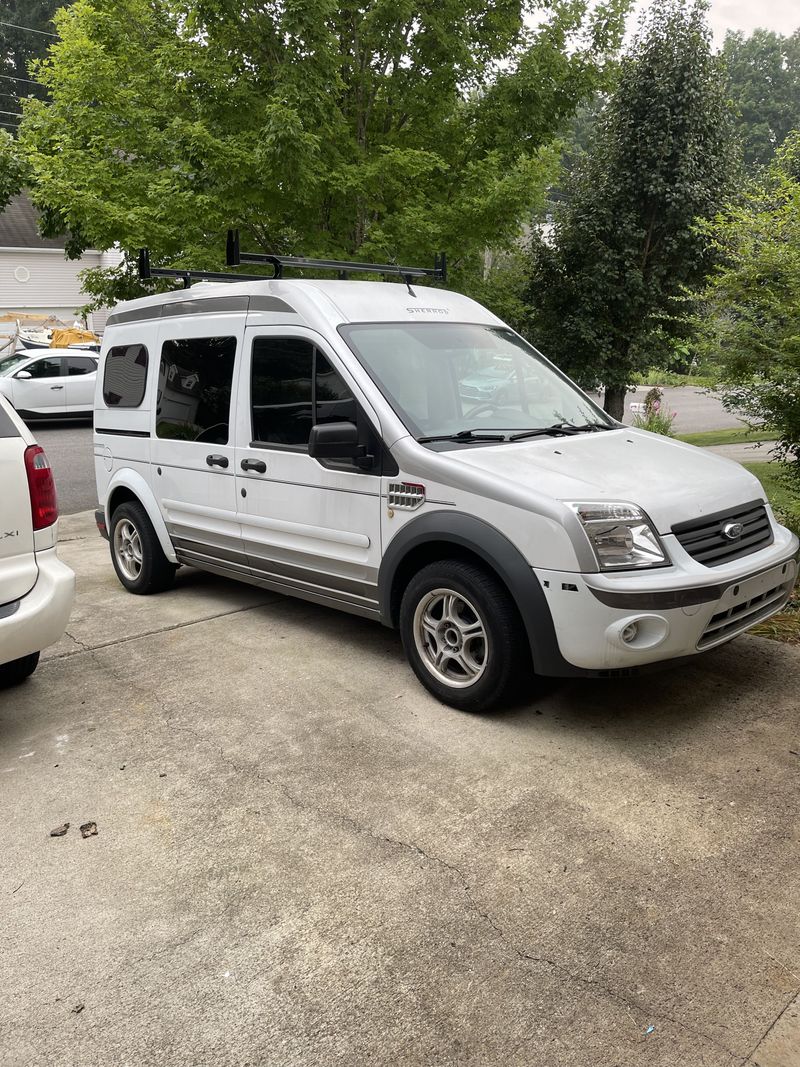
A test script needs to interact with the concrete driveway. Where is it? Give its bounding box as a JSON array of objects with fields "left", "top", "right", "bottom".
[{"left": 1, "top": 514, "right": 799, "bottom": 1067}]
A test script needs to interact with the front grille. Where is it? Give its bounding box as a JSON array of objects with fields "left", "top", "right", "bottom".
[
  {"left": 697, "top": 579, "right": 793, "bottom": 649},
  {"left": 672, "top": 500, "right": 773, "bottom": 567}
]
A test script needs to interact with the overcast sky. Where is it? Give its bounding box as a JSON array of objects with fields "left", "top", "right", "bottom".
[
  {"left": 707, "top": 0, "right": 798, "bottom": 42},
  {"left": 630, "top": 1, "right": 799, "bottom": 45}
]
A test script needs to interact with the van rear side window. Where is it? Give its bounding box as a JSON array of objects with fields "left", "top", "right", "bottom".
[
  {"left": 104, "top": 344, "right": 148, "bottom": 407},
  {"left": 156, "top": 336, "right": 236, "bottom": 444}
]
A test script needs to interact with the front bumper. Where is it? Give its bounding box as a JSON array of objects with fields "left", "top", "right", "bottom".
[
  {"left": 0, "top": 547, "right": 75, "bottom": 665},
  {"left": 536, "top": 533, "right": 798, "bottom": 672}
]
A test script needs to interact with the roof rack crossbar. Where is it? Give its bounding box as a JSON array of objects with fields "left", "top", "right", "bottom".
[
  {"left": 137, "top": 250, "right": 272, "bottom": 288},
  {"left": 226, "top": 230, "right": 447, "bottom": 282}
]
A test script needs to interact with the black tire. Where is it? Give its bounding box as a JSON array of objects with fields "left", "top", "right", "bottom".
[
  {"left": 109, "top": 500, "right": 177, "bottom": 595},
  {"left": 0, "top": 652, "right": 39, "bottom": 688},
  {"left": 399, "top": 559, "right": 529, "bottom": 712}
]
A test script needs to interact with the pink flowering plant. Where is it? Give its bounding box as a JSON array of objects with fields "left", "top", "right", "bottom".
[{"left": 632, "top": 387, "right": 677, "bottom": 436}]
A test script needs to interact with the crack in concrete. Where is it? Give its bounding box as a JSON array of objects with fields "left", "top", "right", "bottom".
[
  {"left": 741, "top": 988, "right": 800, "bottom": 1065},
  {"left": 242, "top": 769, "right": 742, "bottom": 1060},
  {"left": 62, "top": 629, "right": 91, "bottom": 653},
  {"left": 47, "top": 598, "right": 281, "bottom": 661}
]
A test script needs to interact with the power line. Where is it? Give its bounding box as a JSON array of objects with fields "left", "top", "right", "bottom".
[
  {"left": 0, "top": 19, "right": 58, "bottom": 38},
  {"left": 0, "top": 109, "right": 22, "bottom": 118},
  {"left": 0, "top": 73, "right": 43, "bottom": 87}
]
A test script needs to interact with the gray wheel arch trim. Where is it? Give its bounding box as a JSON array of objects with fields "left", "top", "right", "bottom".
[{"left": 378, "top": 510, "right": 581, "bottom": 677}]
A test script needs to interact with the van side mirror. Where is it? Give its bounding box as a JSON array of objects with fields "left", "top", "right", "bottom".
[
  {"left": 14, "top": 370, "right": 32, "bottom": 380},
  {"left": 309, "top": 421, "right": 360, "bottom": 459}
]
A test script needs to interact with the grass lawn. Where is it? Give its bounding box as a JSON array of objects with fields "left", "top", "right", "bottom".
[
  {"left": 742, "top": 461, "right": 799, "bottom": 644},
  {"left": 742, "top": 462, "right": 800, "bottom": 536},
  {"left": 677, "top": 426, "right": 775, "bottom": 448}
]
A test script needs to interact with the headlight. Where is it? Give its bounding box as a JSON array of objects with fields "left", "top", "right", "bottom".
[{"left": 566, "top": 502, "right": 669, "bottom": 571}]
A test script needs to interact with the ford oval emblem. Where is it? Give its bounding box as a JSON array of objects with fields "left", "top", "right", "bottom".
[{"left": 723, "top": 521, "right": 744, "bottom": 541}]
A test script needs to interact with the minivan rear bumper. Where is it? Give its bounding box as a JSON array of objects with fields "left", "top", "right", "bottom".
[{"left": 0, "top": 547, "right": 75, "bottom": 666}]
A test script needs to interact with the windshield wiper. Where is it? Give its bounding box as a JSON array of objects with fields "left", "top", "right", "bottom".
[
  {"left": 418, "top": 429, "right": 507, "bottom": 444},
  {"left": 573, "top": 421, "right": 617, "bottom": 432},
  {"left": 508, "top": 421, "right": 615, "bottom": 442}
]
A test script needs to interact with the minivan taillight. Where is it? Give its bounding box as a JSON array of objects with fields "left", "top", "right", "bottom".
[{"left": 24, "top": 444, "right": 58, "bottom": 530}]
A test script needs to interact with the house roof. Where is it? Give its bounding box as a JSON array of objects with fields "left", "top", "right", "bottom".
[{"left": 0, "top": 192, "right": 66, "bottom": 250}]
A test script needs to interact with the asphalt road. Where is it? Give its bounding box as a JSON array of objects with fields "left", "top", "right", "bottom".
[
  {"left": 1, "top": 510, "right": 798, "bottom": 1067},
  {"left": 619, "top": 385, "right": 744, "bottom": 433},
  {"left": 31, "top": 387, "right": 744, "bottom": 517},
  {"left": 33, "top": 421, "right": 95, "bottom": 517}
]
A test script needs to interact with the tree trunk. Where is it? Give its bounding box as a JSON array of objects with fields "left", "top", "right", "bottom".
[{"left": 604, "top": 384, "right": 627, "bottom": 422}]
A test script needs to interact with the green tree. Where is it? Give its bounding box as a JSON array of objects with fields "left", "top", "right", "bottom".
[
  {"left": 524, "top": 0, "right": 738, "bottom": 420},
  {"left": 5, "top": 0, "right": 629, "bottom": 310},
  {"left": 723, "top": 28, "right": 800, "bottom": 170},
  {"left": 0, "top": 1, "right": 58, "bottom": 133},
  {"left": 696, "top": 134, "right": 800, "bottom": 481},
  {"left": 0, "top": 129, "right": 28, "bottom": 208}
]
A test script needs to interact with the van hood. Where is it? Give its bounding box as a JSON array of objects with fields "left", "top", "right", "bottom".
[{"left": 451, "top": 428, "right": 766, "bottom": 533}]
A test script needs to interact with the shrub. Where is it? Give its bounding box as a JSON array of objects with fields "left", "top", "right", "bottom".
[{"left": 631, "top": 386, "right": 677, "bottom": 436}]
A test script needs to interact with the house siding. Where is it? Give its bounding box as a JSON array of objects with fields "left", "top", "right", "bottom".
[{"left": 0, "top": 248, "right": 122, "bottom": 334}]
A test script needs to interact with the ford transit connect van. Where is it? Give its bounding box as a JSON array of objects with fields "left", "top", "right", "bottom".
[{"left": 93, "top": 268, "right": 798, "bottom": 710}]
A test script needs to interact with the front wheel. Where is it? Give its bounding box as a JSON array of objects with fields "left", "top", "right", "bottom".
[
  {"left": 110, "top": 501, "right": 177, "bottom": 595},
  {"left": 0, "top": 652, "right": 40, "bottom": 689},
  {"left": 399, "top": 560, "right": 529, "bottom": 711}
]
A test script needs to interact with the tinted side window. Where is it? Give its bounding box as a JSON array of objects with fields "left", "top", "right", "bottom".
[
  {"left": 251, "top": 338, "right": 314, "bottom": 447},
  {"left": 157, "top": 337, "right": 236, "bottom": 444},
  {"left": 104, "top": 344, "right": 148, "bottom": 407},
  {"left": 67, "top": 356, "right": 97, "bottom": 376},
  {"left": 25, "top": 357, "right": 64, "bottom": 379}
]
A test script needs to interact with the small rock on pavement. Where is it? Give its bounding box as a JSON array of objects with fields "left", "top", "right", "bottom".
[
  {"left": 49, "top": 823, "right": 69, "bottom": 837},
  {"left": 79, "top": 822, "right": 98, "bottom": 839}
]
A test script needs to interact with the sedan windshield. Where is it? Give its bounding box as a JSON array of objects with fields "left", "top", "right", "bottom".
[
  {"left": 339, "top": 323, "right": 613, "bottom": 442},
  {"left": 0, "top": 353, "right": 30, "bottom": 376}
]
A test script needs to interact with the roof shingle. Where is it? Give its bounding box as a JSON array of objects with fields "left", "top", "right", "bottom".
[{"left": 0, "top": 192, "right": 67, "bottom": 250}]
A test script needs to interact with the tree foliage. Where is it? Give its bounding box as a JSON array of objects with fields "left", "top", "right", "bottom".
[
  {"left": 6, "top": 0, "right": 629, "bottom": 308},
  {"left": 0, "top": 129, "right": 29, "bottom": 209},
  {"left": 723, "top": 27, "right": 800, "bottom": 170},
  {"left": 696, "top": 134, "right": 800, "bottom": 481},
  {"left": 523, "top": 0, "right": 737, "bottom": 419}
]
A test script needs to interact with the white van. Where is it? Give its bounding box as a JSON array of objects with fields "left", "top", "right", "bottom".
[{"left": 92, "top": 262, "right": 798, "bottom": 710}]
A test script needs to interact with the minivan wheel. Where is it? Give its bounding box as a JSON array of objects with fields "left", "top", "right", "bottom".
[
  {"left": 110, "top": 501, "right": 177, "bottom": 595},
  {"left": 0, "top": 652, "right": 40, "bottom": 689},
  {"left": 399, "top": 560, "right": 527, "bottom": 711}
]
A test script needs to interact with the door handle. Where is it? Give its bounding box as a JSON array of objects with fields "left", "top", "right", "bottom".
[
  {"left": 50, "top": 385, "right": 64, "bottom": 390},
  {"left": 241, "top": 458, "right": 267, "bottom": 474},
  {"left": 206, "top": 454, "right": 229, "bottom": 468}
]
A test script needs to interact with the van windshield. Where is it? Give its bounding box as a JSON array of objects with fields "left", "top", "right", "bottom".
[{"left": 339, "top": 323, "right": 613, "bottom": 442}]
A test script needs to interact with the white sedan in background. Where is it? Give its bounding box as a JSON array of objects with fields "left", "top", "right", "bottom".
[
  {"left": 0, "top": 394, "right": 74, "bottom": 687},
  {"left": 0, "top": 348, "right": 97, "bottom": 421}
]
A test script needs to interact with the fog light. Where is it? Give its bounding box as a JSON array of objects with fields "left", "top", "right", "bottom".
[
  {"left": 606, "top": 614, "right": 670, "bottom": 652},
  {"left": 621, "top": 622, "right": 639, "bottom": 644}
]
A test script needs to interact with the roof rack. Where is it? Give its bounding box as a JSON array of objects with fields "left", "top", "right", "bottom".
[
  {"left": 225, "top": 229, "right": 447, "bottom": 283},
  {"left": 137, "top": 248, "right": 268, "bottom": 289},
  {"left": 136, "top": 237, "right": 447, "bottom": 289}
]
